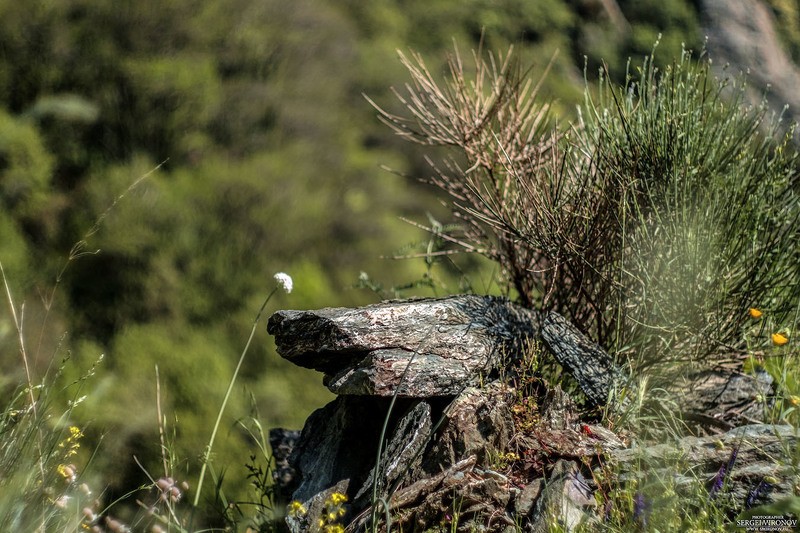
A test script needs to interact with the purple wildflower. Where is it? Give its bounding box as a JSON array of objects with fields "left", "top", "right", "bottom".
[
  {"left": 633, "top": 493, "right": 648, "bottom": 527},
  {"left": 709, "top": 464, "right": 726, "bottom": 499},
  {"left": 745, "top": 478, "right": 773, "bottom": 509},
  {"left": 603, "top": 499, "right": 613, "bottom": 522},
  {"left": 725, "top": 445, "right": 739, "bottom": 474},
  {"left": 709, "top": 445, "right": 739, "bottom": 499}
]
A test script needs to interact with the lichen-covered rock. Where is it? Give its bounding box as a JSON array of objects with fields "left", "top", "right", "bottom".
[
  {"left": 380, "top": 456, "right": 519, "bottom": 532},
  {"left": 354, "top": 400, "right": 433, "bottom": 504},
  {"left": 423, "top": 382, "right": 516, "bottom": 471},
  {"left": 540, "top": 311, "right": 628, "bottom": 408},
  {"left": 268, "top": 428, "right": 301, "bottom": 498},
  {"left": 267, "top": 295, "right": 539, "bottom": 397},
  {"left": 266, "top": 295, "right": 794, "bottom": 532}
]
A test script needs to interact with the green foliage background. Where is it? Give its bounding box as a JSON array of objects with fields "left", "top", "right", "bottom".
[{"left": 0, "top": 0, "right": 771, "bottom": 521}]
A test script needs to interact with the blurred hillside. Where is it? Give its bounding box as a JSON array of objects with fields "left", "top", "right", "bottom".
[{"left": 1, "top": 0, "right": 798, "bottom": 521}]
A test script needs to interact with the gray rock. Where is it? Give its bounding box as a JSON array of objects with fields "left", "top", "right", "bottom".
[
  {"left": 528, "top": 460, "right": 597, "bottom": 533},
  {"left": 268, "top": 295, "right": 539, "bottom": 397},
  {"left": 355, "top": 400, "right": 433, "bottom": 503},
  {"left": 609, "top": 424, "right": 798, "bottom": 505},
  {"left": 282, "top": 395, "right": 440, "bottom": 530},
  {"left": 541, "top": 311, "right": 629, "bottom": 408},
  {"left": 287, "top": 396, "right": 390, "bottom": 503},
  {"left": 539, "top": 384, "right": 580, "bottom": 430},
  {"left": 515, "top": 478, "right": 544, "bottom": 516},
  {"left": 424, "top": 382, "right": 516, "bottom": 471},
  {"left": 671, "top": 368, "right": 774, "bottom": 429}
]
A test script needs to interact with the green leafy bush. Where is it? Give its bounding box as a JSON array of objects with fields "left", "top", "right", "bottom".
[{"left": 0, "top": 110, "right": 53, "bottom": 219}]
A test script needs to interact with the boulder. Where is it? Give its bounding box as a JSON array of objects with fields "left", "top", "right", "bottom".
[
  {"left": 268, "top": 296, "right": 539, "bottom": 396},
  {"left": 423, "top": 382, "right": 516, "bottom": 470},
  {"left": 266, "top": 295, "right": 794, "bottom": 532}
]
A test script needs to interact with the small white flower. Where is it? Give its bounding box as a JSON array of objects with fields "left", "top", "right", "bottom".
[{"left": 273, "top": 272, "right": 293, "bottom": 294}]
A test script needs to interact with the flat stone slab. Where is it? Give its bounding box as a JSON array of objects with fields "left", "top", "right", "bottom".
[
  {"left": 267, "top": 295, "right": 540, "bottom": 396},
  {"left": 322, "top": 348, "right": 489, "bottom": 396}
]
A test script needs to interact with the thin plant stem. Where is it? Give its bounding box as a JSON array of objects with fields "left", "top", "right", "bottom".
[
  {"left": 33, "top": 160, "right": 166, "bottom": 365},
  {"left": 0, "top": 262, "right": 34, "bottom": 411},
  {"left": 370, "top": 346, "right": 418, "bottom": 531},
  {"left": 0, "top": 261, "right": 46, "bottom": 487},
  {"left": 155, "top": 365, "right": 169, "bottom": 477},
  {"left": 193, "top": 286, "right": 278, "bottom": 508}
]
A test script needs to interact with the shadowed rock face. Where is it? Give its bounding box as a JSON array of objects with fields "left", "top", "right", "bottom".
[
  {"left": 267, "top": 295, "right": 540, "bottom": 396},
  {"left": 540, "top": 311, "right": 629, "bottom": 408}
]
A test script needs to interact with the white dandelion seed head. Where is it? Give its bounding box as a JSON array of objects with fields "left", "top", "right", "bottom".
[{"left": 273, "top": 272, "right": 293, "bottom": 294}]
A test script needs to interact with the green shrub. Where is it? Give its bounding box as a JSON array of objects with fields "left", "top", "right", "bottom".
[
  {"left": 375, "top": 45, "right": 800, "bottom": 373},
  {"left": 579, "top": 52, "right": 800, "bottom": 370},
  {"left": 0, "top": 110, "right": 53, "bottom": 220}
]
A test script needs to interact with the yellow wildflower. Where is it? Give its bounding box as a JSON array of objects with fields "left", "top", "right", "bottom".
[
  {"left": 59, "top": 426, "right": 83, "bottom": 457},
  {"left": 324, "top": 526, "right": 345, "bottom": 533},
  {"left": 788, "top": 395, "right": 800, "bottom": 406},
  {"left": 749, "top": 308, "right": 763, "bottom": 319},
  {"left": 772, "top": 333, "right": 789, "bottom": 346},
  {"left": 287, "top": 500, "right": 307, "bottom": 517},
  {"left": 328, "top": 492, "right": 348, "bottom": 506},
  {"left": 57, "top": 464, "right": 76, "bottom": 482}
]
